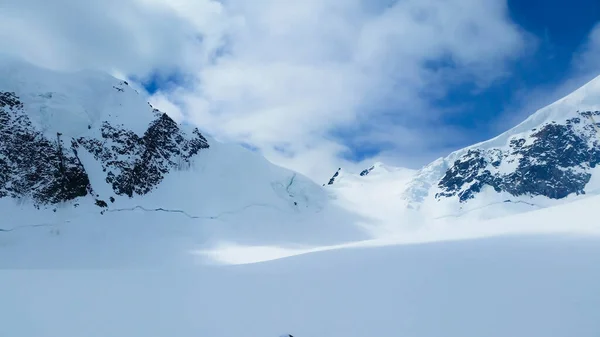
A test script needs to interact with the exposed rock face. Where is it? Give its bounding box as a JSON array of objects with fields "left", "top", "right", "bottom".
[
  {"left": 360, "top": 166, "right": 375, "bottom": 176},
  {"left": 436, "top": 111, "right": 600, "bottom": 202},
  {"left": 0, "top": 91, "right": 209, "bottom": 206},
  {"left": 326, "top": 168, "right": 341, "bottom": 186},
  {"left": 77, "top": 111, "right": 208, "bottom": 198},
  {"left": 0, "top": 92, "right": 90, "bottom": 205}
]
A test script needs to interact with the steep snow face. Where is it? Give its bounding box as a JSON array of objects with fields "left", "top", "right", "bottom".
[
  {"left": 0, "top": 60, "right": 367, "bottom": 248},
  {"left": 401, "top": 74, "right": 600, "bottom": 219}
]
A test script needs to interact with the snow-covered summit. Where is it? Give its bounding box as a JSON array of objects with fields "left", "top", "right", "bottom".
[
  {"left": 401, "top": 74, "right": 600, "bottom": 219},
  {"left": 0, "top": 60, "right": 366, "bottom": 247},
  {"left": 325, "top": 74, "right": 600, "bottom": 223},
  {"left": 0, "top": 57, "right": 154, "bottom": 138}
]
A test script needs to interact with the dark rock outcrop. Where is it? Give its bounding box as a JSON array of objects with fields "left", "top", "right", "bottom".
[
  {"left": 0, "top": 92, "right": 91, "bottom": 204},
  {"left": 326, "top": 168, "right": 341, "bottom": 186},
  {"left": 360, "top": 166, "right": 375, "bottom": 176},
  {"left": 0, "top": 91, "right": 209, "bottom": 206},
  {"left": 436, "top": 111, "right": 600, "bottom": 202},
  {"left": 78, "top": 112, "right": 208, "bottom": 198}
]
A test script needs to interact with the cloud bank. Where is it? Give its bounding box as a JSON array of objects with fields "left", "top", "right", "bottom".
[{"left": 1, "top": 0, "right": 538, "bottom": 180}]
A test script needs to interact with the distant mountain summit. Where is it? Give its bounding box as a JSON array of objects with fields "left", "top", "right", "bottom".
[
  {"left": 327, "top": 75, "right": 600, "bottom": 220},
  {"left": 435, "top": 111, "right": 600, "bottom": 203},
  {"left": 410, "top": 74, "right": 600, "bottom": 215}
]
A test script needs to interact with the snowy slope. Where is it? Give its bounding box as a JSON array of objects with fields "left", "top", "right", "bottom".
[
  {"left": 201, "top": 189, "right": 600, "bottom": 265},
  {"left": 2, "top": 57, "right": 600, "bottom": 267},
  {"left": 2, "top": 189, "right": 600, "bottom": 335},
  {"left": 4, "top": 167, "right": 599, "bottom": 268},
  {"left": 0, "top": 59, "right": 368, "bottom": 252},
  {"left": 402, "top": 75, "right": 600, "bottom": 220},
  {"left": 324, "top": 163, "right": 420, "bottom": 235},
  {"left": 2, "top": 236, "right": 600, "bottom": 337},
  {"left": 2, "top": 59, "right": 600, "bottom": 337},
  {"left": 329, "top": 74, "right": 600, "bottom": 223}
]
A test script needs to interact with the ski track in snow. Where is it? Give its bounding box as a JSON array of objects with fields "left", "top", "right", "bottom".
[
  {"left": 432, "top": 199, "right": 542, "bottom": 219},
  {"left": 3, "top": 194, "right": 600, "bottom": 267},
  {"left": 104, "top": 203, "right": 293, "bottom": 220},
  {"left": 0, "top": 202, "right": 293, "bottom": 233},
  {"left": 0, "top": 222, "right": 61, "bottom": 232}
]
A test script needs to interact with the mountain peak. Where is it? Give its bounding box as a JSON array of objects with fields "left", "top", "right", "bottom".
[
  {"left": 327, "top": 73, "right": 600, "bottom": 221},
  {"left": 397, "top": 74, "right": 600, "bottom": 219}
]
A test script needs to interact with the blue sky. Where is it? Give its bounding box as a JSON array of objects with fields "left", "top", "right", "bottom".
[{"left": 333, "top": 0, "right": 600, "bottom": 164}]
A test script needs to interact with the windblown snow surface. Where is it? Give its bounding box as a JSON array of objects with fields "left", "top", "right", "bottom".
[
  {"left": 2, "top": 195, "right": 600, "bottom": 337},
  {"left": 2, "top": 147, "right": 600, "bottom": 337},
  {"left": 1, "top": 60, "right": 600, "bottom": 337}
]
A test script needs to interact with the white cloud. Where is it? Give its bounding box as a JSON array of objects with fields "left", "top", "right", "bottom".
[
  {"left": 574, "top": 23, "right": 600, "bottom": 74},
  {"left": 0, "top": 0, "right": 211, "bottom": 75},
  {"left": 148, "top": 93, "right": 186, "bottom": 123},
  {"left": 166, "top": 0, "right": 530, "bottom": 180},
  {"left": 0, "top": 0, "right": 531, "bottom": 181}
]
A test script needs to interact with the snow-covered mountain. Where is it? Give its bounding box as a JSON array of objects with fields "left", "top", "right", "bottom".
[
  {"left": 0, "top": 59, "right": 366, "bottom": 253},
  {"left": 328, "top": 75, "right": 600, "bottom": 221},
  {"left": 3, "top": 57, "right": 600, "bottom": 267},
  {"left": 1, "top": 61, "right": 600, "bottom": 337}
]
